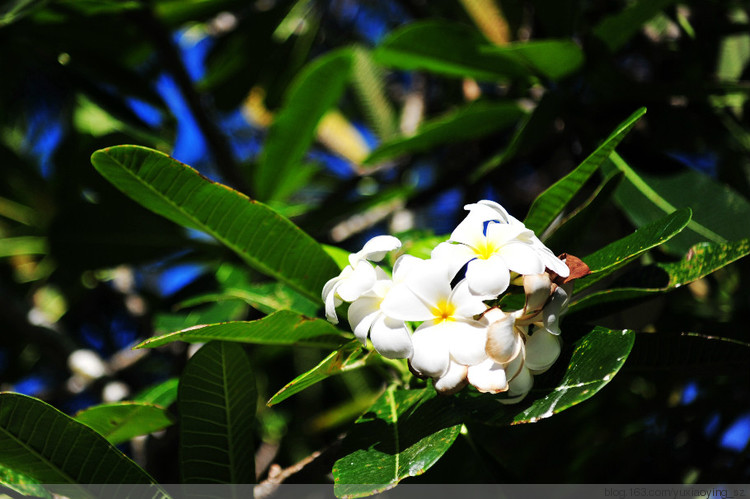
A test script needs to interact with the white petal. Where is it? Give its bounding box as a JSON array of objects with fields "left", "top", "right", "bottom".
[
  {"left": 442, "top": 319, "right": 488, "bottom": 366},
  {"left": 409, "top": 322, "right": 451, "bottom": 378},
  {"left": 370, "top": 316, "right": 413, "bottom": 359},
  {"left": 450, "top": 280, "right": 490, "bottom": 318},
  {"left": 522, "top": 273, "right": 552, "bottom": 317},
  {"left": 449, "top": 209, "right": 494, "bottom": 247},
  {"left": 380, "top": 282, "right": 435, "bottom": 321},
  {"left": 403, "top": 258, "right": 453, "bottom": 309},
  {"left": 322, "top": 273, "right": 343, "bottom": 302},
  {"left": 433, "top": 361, "right": 468, "bottom": 395},
  {"left": 543, "top": 284, "right": 571, "bottom": 335},
  {"left": 485, "top": 312, "right": 522, "bottom": 364},
  {"left": 484, "top": 219, "right": 530, "bottom": 243},
  {"left": 325, "top": 282, "right": 342, "bottom": 323},
  {"left": 392, "top": 254, "right": 422, "bottom": 283},
  {"left": 348, "top": 297, "right": 382, "bottom": 344},
  {"left": 497, "top": 242, "right": 545, "bottom": 275},
  {"left": 354, "top": 235, "right": 402, "bottom": 263},
  {"left": 465, "top": 201, "right": 510, "bottom": 223},
  {"left": 525, "top": 328, "right": 562, "bottom": 373},
  {"left": 465, "top": 255, "right": 511, "bottom": 297},
  {"left": 535, "top": 241, "right": 570, "bottom": 277},
  {"left": 467, "top": 358, "right": 508, "bottom": 394},
  {"left": 508, "top": 365, "right": 533, "bottom": 397},
  {"left": 430, "top": 242, "right": 476, "bottom": 278},
  {"left": 337, "top": 260, "right": 376, "bottom": 302}
]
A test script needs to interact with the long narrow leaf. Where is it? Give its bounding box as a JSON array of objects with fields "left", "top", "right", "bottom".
[
  {"left": 255, "top": 49, "right": 353, "bottom": 201},
  {"left": 75, "top": 402, "right": 174, "bottom": 445},
  {"left": 524, "top": 107, "right": 646, "bottom": 235},
  {"left": 575, "top": 207, "right": 692, "bottom": 293},
  {"left": 91, "top": 145, "right": 339, "bottom": 302},
  {"left": 135, "top": 310, "right": 349, "bottom": 349},
  {"left": 267, "top": 340, "right": 366, "bottom": 406}
]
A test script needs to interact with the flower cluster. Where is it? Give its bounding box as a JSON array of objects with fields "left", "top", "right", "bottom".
[{"left": 322, "top": 200, "right": 588, "bottom": 402}]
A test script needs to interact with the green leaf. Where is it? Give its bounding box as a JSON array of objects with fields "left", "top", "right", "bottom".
[
  {"left": 575, "top": 208, "right": 692, "bottom": 294},
  {"left": 136, "top": 310, "right": 349, "bottom": 349},
  {"left": 462, "top": 326, "right": 636, "bottom": 426},
  {"left": 90, "top": 145, "right": 339, "bottom": 302},
  {"left": 133, "top": 378, "right": 179, "bottom": 407},
  {"left": 0, "top": 0, "right": 46, "bottom": 27},
  {"left": 605, "top": 152, "right": 750, "bottom": 255},
  {"left": 570, "top": 239, "right": 750, "bottom": 312},
  {"left": 0, "top": 464, "right": 51, "bottom": 498},
  {"left": 364, "top": 101, "right": 526, "bottom": 165},
  {"left": 524, "top": 107, "right": 646, "bottom": 235},
  {"left": 268, "top": 340, "right": 367, "bottom": 406},
  {"left": 373, "top": 20, "right": 531, "bottom": 81},
  {"left": 255, "top": 48, "right": 352, "bottom": 201},
  {"left": 178, "top": 341, "right": 256, "bottom": 484},
  {"left": 593, "top": 0, "right": 679, "bottom": 52},
  {"left": 351, "top": 46, "right": 398, "bottom": 141},
  {"left": 481, "top": 39, "right": 584, "bottom": 80},
  {"left": 0, "top": 393, "right": 162, "bottom": 495},
  {"left": 0, "top": 237, "right": 46, "bottom": 258},
  {"left": 543, "top": 170, "right": 624, "bottom": 252},
  {"left": 74, "top": 402, "right": 174, "bottom": 445},
  {"left": 332, "top": 387, "right": 462, "bottom": 498}
]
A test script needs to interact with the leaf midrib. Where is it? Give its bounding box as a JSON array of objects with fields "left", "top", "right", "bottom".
[{"left": 97, "top": 149, "right": 319, "bottom": 303}]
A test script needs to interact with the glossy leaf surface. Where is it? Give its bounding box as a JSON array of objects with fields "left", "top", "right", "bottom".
[
  {"left": 575, "top": 208, "right": 692, "bottom": 293},
  {"left": 136, "top": 310, "right": 349, "bottom": 349},
  {"left": 268, "top": 340, "right": 366, "bottom": 406},
  {"left": 91, "top": 145, "right": 339, "bottom": 302},
  {"left": 332, "top": 387, "right": 462, "bottom": 498},
  {"left": 178, "top": 341, "right": 256, "bottom": 484},
  {"left": 75, "top": 402, "right": 174, "bottom": 445}
]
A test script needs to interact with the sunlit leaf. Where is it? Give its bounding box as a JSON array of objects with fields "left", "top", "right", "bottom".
[
  {"left": 605, "top": 152, "right": 750, "bottom": 255},
  {"left": 571, "top": 239, "right": 750, "bottom": 312},
  {"left": 0, "top": 393, "right": 162, "bottom": 496},
  {"left": 133, "top": 378, "right": 179, "bottom": 407},
  {"left": 575, "top": 208, "right": 692, "bottom": 293},
  {"left": 481, "top": 39, "right": 584, "bottom": 80},
  {"left": 0, "top": 237, "right": 46, "bottom": 258},
  {"left": 75, "top": 402, "right": 174, "bottom": 445},
  {"left": 332, "top": 387, "right": 462, "bottom": 498},
  {"left": 178, "top": 341, "right": 256, "bottom": 484},
  {"left": 91, "top": 145, "right": 339, "bottom": 302},
  {"left": 136, "top": 310, "right": 349, "bottom": 349},
  {"left": 351, "top": 46, "right": 398, "bottom": 141},
  {"left": 255, "top": 49, "right": 352, "bottom": 201},
  {"left": 461, "top": 326, "right": 636, "bottom": 425},
  {"left": 524, "top": 107, "right": 646, "bottom": 235},
  {"left": 0, "top": 464, "right": 51, "bottom": 498},
  {"left": 268, "top": 340, "right": 366, "bottom": 406},
  {"left": 364, "top": 101, "right": 525, "bottom": 165}
]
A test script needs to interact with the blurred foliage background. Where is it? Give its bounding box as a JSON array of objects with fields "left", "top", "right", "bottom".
[{"left": 0, "top": 0, "right": 748, "bottom": 486}]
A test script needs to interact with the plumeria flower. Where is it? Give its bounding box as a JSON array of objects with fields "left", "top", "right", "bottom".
[
  {"left": 432, "top": 200, "right": 569, "bottom": 298},
  {"left": 471, "top": 273, "right": 569, "bottom": 399},
  {"left": 322, "top": 235, "right": 401, "bottom": 324},
  {"left": 346, "top": 255, "right": 420, "bottom": 360},
  {"left": 380, "top": 258, "right": 489, "bottom": 390}
]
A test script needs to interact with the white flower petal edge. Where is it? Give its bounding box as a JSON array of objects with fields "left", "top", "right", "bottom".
[
  {"left": 434, "top": 360, "right": 469, "bottom": 395},
  {"left": 370, "top": 315, "right": 413, "bottom": 359},
  {"left": 467, "top": 358, "right": 508, "bottom": 394}
]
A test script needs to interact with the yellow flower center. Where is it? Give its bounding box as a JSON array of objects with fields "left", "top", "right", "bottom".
[
  {"left": 433, "top": 300, "right": 456, "bottom": 322},
  {"left": 473, "top": 238, "right": 498, "bottom": 260}
]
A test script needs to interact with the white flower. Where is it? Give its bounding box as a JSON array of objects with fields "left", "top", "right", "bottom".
[
  {"left": 432, "top": 200, "right": 570, "bottom": 298},
  {"left": 380, "top": 258, "right": 489, "bottom": 383},
  {"left": 346, "top": 255, "right": 420, "bottom": 359},
  {"left": 322, "top": 235, "right": 401, "bottom": 324},
  {"left": 470, "top": 274, "right": 568, "bottom": 399}
]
